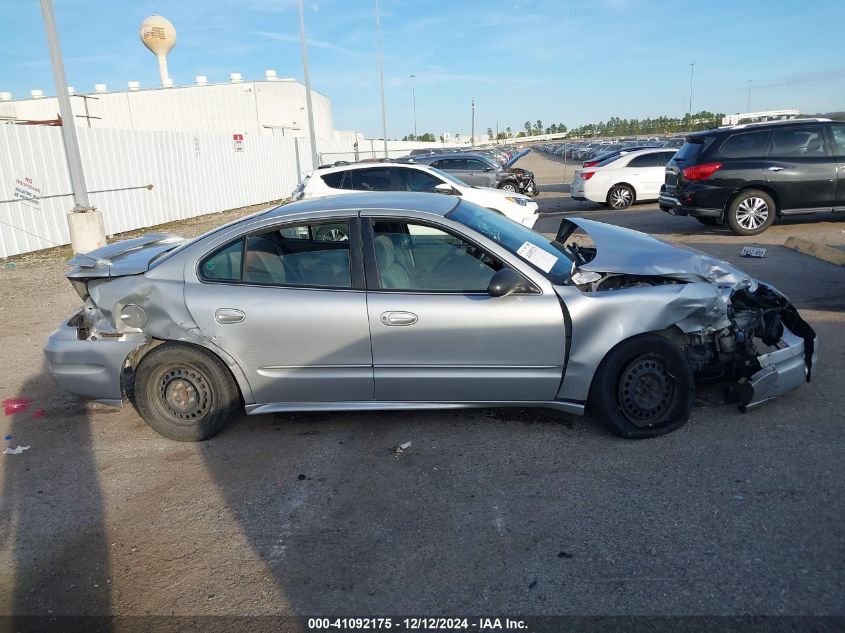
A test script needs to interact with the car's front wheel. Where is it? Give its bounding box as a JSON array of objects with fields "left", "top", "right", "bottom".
[
  {"left": 498, "top": 182, "right": 518, "bottom": 192},
  {"left": 588, "top": 334, "right": 694, "bottom": 439},
  {"left": 727, "top": 190, "right": 776, "bottom": 236},
  {"left": 606, "top": 184, "right": 635, "bottom": 209},
  {"left": 135, "top": 343, "right": 240, "bottom": 441}
]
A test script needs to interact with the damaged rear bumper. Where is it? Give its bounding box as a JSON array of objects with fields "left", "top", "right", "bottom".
[
  {"left": 741, "top": 324, "right": 818, "bottom": 412},
  {"left": 43, "top": 314, "right": 148, "bottom": 406}
]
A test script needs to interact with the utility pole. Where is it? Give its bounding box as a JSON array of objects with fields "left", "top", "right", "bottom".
[
  {"left": 296, "top": 0, "right": 320, "bottom": 169},
  {"left": 747, "top": 79, "right": 752, "bottom": 113},
  {"left": 410, "top": 74, "right": 417, "bottom": 139},
  {"left": 688, "top": 62, "right": 695, "bottom": 116},
  {"left": 375, "top": 0, "right": 388, "bottom": 158},
  {"left": 39, "top": 0, "right": 105, "bottom": 254},
  {"left": 471, "top": 99, "right": 475, "bottom": 147}
]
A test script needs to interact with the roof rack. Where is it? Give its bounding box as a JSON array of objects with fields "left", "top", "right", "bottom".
[{"left": 731, "top": 117, "right": 831, "bottom": 130}]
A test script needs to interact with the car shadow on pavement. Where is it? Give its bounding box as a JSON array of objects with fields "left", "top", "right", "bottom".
[{"left": 0, "top": 366, "right": 113, "bottom": 623}]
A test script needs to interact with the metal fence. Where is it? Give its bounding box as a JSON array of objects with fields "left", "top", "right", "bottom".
[{"left": 0, "top": 126, "right": 447, "bottom": 258}]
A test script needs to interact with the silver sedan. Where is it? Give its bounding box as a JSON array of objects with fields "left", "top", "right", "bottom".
[{"left": 44, "top": 193, "right": 817, "bottom": 441}]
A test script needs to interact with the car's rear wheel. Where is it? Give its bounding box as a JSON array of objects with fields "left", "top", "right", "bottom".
[
  {"left": 727, "top": 190, "right": 776, "bottom": 236},
  {"left": 135, "top": 343, "right": 240, "bottom": 441},
  {"left": 606, "top": 185, "right": 635, "bottom": 210},
  {"left": 588, "top": 334, "right": 694, "bottom": 439},
  {"left": 695, "top": 216, "right": 721, "bottom": 226}
]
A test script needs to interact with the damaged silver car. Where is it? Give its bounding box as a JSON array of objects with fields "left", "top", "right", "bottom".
[{"left": 44, "top": 193, "right": 817, "bottom": 441}]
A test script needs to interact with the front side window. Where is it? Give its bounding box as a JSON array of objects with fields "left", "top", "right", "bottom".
[
  {"left": 372, "top": 221, "right": 503, "bottom": 292},
  {"left": 769, "top": 126, "right": 827, "bottom": 158},
  {"left": 465, "top": 159, "right": 491, "bottom": 171},
  {"left": 200, "top": 221, "right": 352, "bottom": 288},
  {"left": 719, "top": 130, "right": 770, "bottom": 159},
  {"left": 397, "top": 168, "right": 444, "bottom": 193},
  {"left": 832, "top": 123, "right": 845, "bottom": 156}
]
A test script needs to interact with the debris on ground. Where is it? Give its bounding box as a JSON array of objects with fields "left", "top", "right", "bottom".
[
  {"left": 297, "top": 474, "right": 307, "bottom": 481},
  {"left": 528, "top": 580, "right": 538, "bottom": 589},
  {"left": 393, "top": 441, "right": 412, "bottom": 454},
  {"left": 3, "top": 398, "right": 31, "bottom": 416},
  {"left": 4, "top": 445, "right": 31, "bottom": 455},
  {"left": 557, "top": 551, "right": 573, "bottom": 559}
]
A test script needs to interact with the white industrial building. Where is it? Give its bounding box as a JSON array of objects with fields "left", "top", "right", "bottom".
[{"left": 0, "top": 71, "right": 352, "bottom": 141}]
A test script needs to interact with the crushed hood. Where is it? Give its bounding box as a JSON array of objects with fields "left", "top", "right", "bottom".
[{"left": 558, "top": 218, "right": 754, "bottom": 289}]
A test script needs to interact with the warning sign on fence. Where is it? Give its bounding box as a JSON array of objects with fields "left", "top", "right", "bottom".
[
  {"left": 12, "top": 175, "right": 42, "bottom": 209},
  {"left": 233, "top": 133, "right": 244, "bottom": 152}
]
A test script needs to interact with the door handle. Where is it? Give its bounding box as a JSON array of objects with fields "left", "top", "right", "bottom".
[
  {"left": 768, "top": 166, "right": 785, "bottom": 172},
  {"left": 379, "top": 311, "right": 418, "bottom": 326},
  {"left": 215, "top": 308, "right": 245, "bottom": 324}
]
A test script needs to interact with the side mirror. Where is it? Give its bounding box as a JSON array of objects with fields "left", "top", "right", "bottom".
[
  {"left": 434, "top": 183, "right": 457, "bottom": 195},
  {"left": 488, "top": 267, "right": 533, "bottom": 297},
  {"left": 485, "top": 166, "right": 494, "bottom": 172}
]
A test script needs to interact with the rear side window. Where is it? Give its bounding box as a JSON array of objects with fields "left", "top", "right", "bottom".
[
  {"left": 320, "top": 171, "right": 345, "bottom": 189},
  {"left": 769, "top": 126, "right": 826, "bottom": 158},
  {"left": 719, "top": 131, "right": 770, "bottom": 159},
  {"left": 200, "top": 239, "right": 242, "bottom": 282},
  {"left": 627, "top": 154, "right": 659, "bottom": 168}
]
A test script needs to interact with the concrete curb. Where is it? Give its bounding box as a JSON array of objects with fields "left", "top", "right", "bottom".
[{"left": 784, "top": 236, "right": 845, "bottom": 266}]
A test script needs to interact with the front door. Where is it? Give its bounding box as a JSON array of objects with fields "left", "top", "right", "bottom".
[
  {"left": 184, "top": 217, "right": 374, "bottom": 404},
  {"left": 363, "top": 217, "right": 566, "bottom": 402},
  {"left": 764, "top": 124, "right": 836, "bottom": 211}
]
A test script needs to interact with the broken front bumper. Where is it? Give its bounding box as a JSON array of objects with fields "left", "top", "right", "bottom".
[
  {"left": 43, "top": 314, "right": 148, "bottom": 406},
  {"left": 741, "top": 325, "right": 818, "bottom": 412}
]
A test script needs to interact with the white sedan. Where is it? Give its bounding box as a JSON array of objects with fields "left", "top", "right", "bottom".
[
  {"left": 570, "top": 148, "right": 677, "bottom": 209},
  {"left": 293, "top": 161, "right": 539, "bottom": 227}
]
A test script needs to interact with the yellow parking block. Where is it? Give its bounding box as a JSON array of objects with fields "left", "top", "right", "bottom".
[{"left": 784, "top": 236, "right": 845, "bottom": 267}]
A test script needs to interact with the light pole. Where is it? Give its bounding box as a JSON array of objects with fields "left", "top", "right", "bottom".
[
  {"left": 410, "top": 74, "right": 417, "bottom": 139},
  {"left": 39, "top": 0, "right": 105, "bottom": 253},
  {"left": 375, "top": 0, "right": 388, "bottom": 158},
  {"left": 471, "top": 99, "right": 475, "bottom": 147},
  {"left": 688, "top": 62, "right": 695, "bottom": 117},
  {"left": 747, "top": 79, "right": 752, "bottom": 113},
  {"left": 296, "top": 0, "right": 319, "bottom": 170}
]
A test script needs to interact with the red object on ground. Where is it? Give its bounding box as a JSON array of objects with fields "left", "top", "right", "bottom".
[
  {"left": 3, "top": 398, "right": 31, "bottom": 416},
  {"left": 33, "top": 409, "right": 44, "bottom": 418}
]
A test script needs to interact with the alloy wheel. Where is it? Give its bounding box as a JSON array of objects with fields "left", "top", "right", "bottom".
[
  {"left": 609, "top": 187, "right": 633, "bottom": 209},
  {"left": 735, "top": 197, "right": 769, "bottom": 230}
]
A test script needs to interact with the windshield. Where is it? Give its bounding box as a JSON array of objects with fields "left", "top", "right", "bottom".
[{"left": 447, "top": 201, "right": 574, "bottom": 284}]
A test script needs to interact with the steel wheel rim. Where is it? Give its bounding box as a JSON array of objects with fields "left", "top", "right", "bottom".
[
  {"left": 610, "top": 187, "right": 632, "bottom": 209},
  {"left": 618, "top": 355, "right": 676, "bottom": 427},
  {"left": 735, "top": 197, "right": 769, "bottom": 229},
  {"left": 157, "top": 366, "right": 211, "bottom": 422}
]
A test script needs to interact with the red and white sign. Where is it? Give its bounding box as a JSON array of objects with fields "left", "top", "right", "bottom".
[
  {"left": 232, "top": 133, "right": 244, "bottom": 152},
  {"left": 12, "top": 174, "right": 42, "bottom": 209}
]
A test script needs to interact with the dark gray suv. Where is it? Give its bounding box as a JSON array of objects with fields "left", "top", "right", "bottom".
[{"left": 413, "top": 152, "right": 504, "bottom": 188}]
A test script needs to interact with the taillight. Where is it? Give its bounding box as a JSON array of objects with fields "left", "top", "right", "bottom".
[
  {"left": 583, "top": 160, "right": 599, "bottom": 167},
  {"left": 682, "top": 162, "right": 722, "bottom": 180},
  {"left": 579, "top": 171, "right": 595, "bottom": 180}
]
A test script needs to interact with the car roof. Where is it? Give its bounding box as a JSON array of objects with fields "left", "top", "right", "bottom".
[
  {"left": 265, "top": 192, "right": 460, "bottom": 218},
  {"left": 315, "top": 160, "right": 434, "bottom": 174},
  {"left": 418, "top": 152, "right": 492, "bottom": 161}
]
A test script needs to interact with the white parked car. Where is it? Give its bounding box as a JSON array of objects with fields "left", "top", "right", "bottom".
[
  {"left": 293, "top": 161, "right": 539, "bottom": 227},
  {"left": 570, "top": 148, "right": 677, "bottom": 209}
]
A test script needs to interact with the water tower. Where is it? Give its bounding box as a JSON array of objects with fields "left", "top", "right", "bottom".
[{"left": 140, "top": 14, "right": 176, "bottom": 87}]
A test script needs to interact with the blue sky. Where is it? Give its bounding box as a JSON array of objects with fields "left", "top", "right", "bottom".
[{"left": 2, "top": 0, "right": 843, "bottom": 137}]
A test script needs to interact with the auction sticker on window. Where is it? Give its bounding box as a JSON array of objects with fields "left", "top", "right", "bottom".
[{"left": 516, "top": 241, "right": 557, "bottom": 272}]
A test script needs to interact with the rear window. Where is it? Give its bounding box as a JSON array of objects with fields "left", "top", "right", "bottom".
[
  {"left": 673, "top": 138, "right": 709, "bottom": 163},
  {"left": 719, "top": 130, "right": 770, "bottom": 159}
]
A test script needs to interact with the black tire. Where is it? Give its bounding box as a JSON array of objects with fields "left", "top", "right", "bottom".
[
  {"left": 727, "top": 190, "right": 776, "bottom": 236},
  {"left": 135, "top": 343, "right": 240, "bottom": 441},
  {"left": 695, "top": 216, "right": 720, "bottom": 226},
  {"left": 588, "top": 334, "right": 694, "bottom": 439},
  {"left": 606, "top": 184, "right": 635, "bottom": 210}
]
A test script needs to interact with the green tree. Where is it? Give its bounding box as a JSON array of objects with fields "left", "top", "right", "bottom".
[
  {"left": 506, "top": 126, "right": 512, "bottom": 138},
  {"left": 524, "top": 121, "right": 532, "bottom": 135},
  {"left": 419, "top": 132, "right": 436, "bottom": 142}
]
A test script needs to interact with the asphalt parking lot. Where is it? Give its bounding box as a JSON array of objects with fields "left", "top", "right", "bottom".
[{"left": 1, "top": 150, "right": 843, "bottom": 620}]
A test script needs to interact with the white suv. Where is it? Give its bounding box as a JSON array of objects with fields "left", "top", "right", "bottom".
[{"left": 292, "top": 161, "right": 539, "bottom": 227}]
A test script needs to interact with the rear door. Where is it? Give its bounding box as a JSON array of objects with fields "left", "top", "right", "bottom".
[
  {"left": 362, "top": 215, "right": 566, "bottom": 402},
  {"left": 764, "top": 124, "right": 835, "bottom": 211},
  {"left": 184, "top": 216, "right": 374, "bottom": 405},
  {"left": 827, "top": 122, "right": 845, "bottom": 207}
]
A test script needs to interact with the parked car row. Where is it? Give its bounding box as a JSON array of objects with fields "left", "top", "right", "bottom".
[{"left": 536, "top": 137, "right": 684, "bottom": 162}]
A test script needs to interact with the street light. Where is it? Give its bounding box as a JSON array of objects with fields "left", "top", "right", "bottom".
[
  {"left": 747, "top": 79, "right": 752, "bottom": 113},
  {"left": 375, "top": 0, "right": 388, "bottom": 158},
  {"left": 296, "top": 0, "right": 319, "bottom": 170},
  {"left": 410, "top": 74, "right": 417, "bottom": 139},
  {"left": 688, "top": 62, "right": 695, "bottom": 116},
  {"left": 39, "top": 0, "right": 106, "bottom": 253}
]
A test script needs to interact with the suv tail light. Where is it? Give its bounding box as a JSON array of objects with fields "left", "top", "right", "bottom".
[
  {"left": 579, "top": 171, "right": 595, "bottom": 180},
  {"left": 682, "top": 162, "right": 722, "bottom": 180}
]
